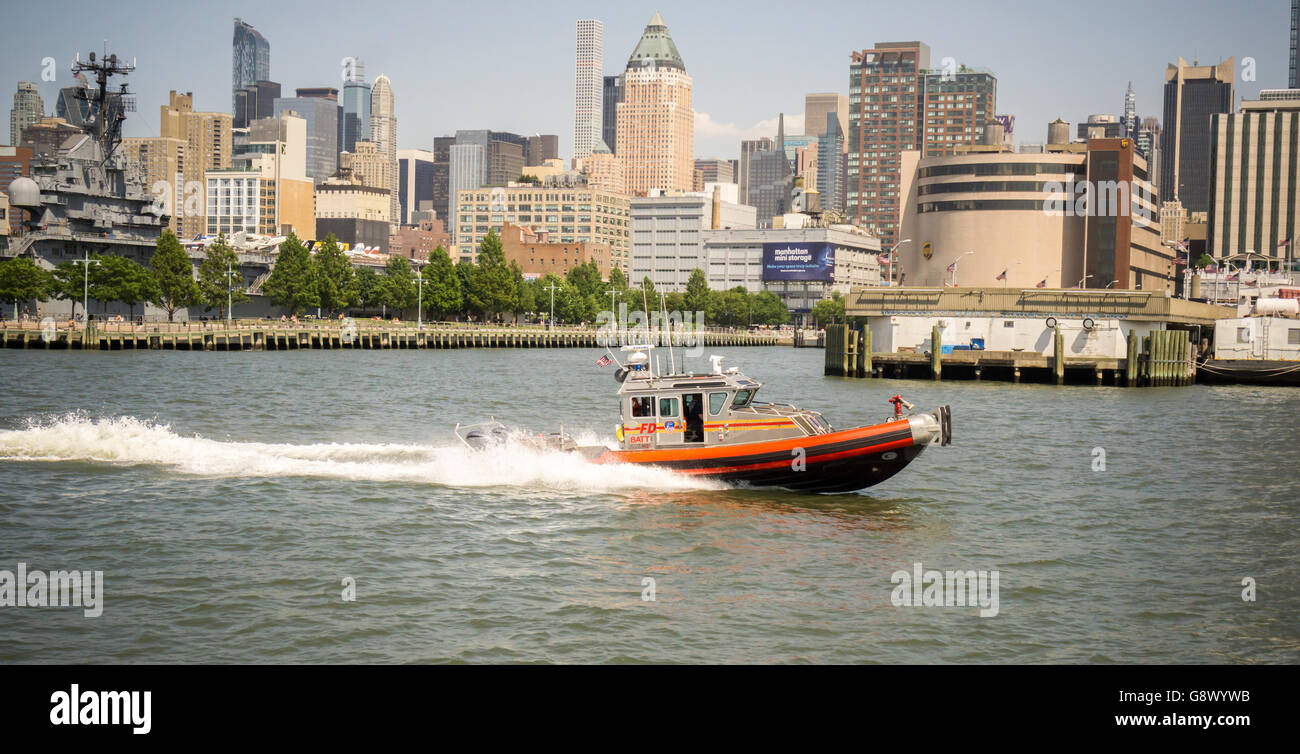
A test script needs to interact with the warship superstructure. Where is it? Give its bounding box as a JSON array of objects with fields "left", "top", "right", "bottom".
[{"left": 2, "top": 50, "right": 170, "bottom": 301}]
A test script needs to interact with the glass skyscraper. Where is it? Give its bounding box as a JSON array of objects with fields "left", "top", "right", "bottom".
[
  {"left": 232, "top": 19, "right": 270, "bottom": 114},
  {"left": 341, "top": 58, "right": 370, "bottom": 154}
]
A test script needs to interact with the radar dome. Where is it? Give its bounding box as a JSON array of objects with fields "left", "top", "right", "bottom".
[{"left": 6, "top": 177, "right": 40, "bottom": 209}]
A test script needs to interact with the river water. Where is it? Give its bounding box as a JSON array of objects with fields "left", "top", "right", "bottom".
[{"left": 0, "top": 346, "right": 1296, "bottom": 663}]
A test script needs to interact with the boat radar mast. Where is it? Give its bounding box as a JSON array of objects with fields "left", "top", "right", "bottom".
[{"left": 71, "top": 47, "right": 137, "bottom": 162}]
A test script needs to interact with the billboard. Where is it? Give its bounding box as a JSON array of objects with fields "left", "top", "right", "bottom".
[{"left": 761, "top": 242, "right": 836, "bottom": 282}]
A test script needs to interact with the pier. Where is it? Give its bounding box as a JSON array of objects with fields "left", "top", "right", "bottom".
[{"left": 0, "top": 321, "right": 780, "bottom": 351}]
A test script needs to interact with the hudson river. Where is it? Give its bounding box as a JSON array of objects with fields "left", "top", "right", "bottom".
[{"left": 1, "top": 346, "right": 1296, "bottom": 663}]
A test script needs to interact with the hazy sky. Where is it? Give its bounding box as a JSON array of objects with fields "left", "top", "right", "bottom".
[{"left": 2, "top": 0, "right": 1288, "bottom": 160}]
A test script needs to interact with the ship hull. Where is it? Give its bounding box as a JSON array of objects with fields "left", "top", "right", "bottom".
[{"left": 592, "top": 410, "right": 947, "bottom": 493}]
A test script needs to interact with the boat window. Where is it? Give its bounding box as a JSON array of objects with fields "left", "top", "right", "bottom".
[
  {"left": 708, "top": 392, "right": 728, "bottom": 415},
  {"left": 659, "top": 397, "right": 679, "bottom": 418},
  {"left": 631, "top": 396, "right": 655, "bottom": 417},
  {"left": 732, "top": 389, "right": 753, "bottom": 408}
]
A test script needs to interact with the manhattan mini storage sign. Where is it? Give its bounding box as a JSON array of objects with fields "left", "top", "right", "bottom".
[{"left": 761, "top": 242, "right": 836, "bottom": 282}]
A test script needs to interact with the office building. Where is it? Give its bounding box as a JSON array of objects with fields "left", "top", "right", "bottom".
[
  {"left": 1208, "top": 93, "right": 1300, "bottom": 261},
  {"left": 273, "top": 92, "right": 339, "bottom": 183},
  {"left": 232, "top": 18, "right": 271, "bottom": 114},
  {"left": 1077, "top": 114, "right": 1123, "bottom": 140},
  {"left": 896, "top": 140, "right": 1167, "bottom": 292},
  {"left": 341, "top": 140, "right": 391, "bottom": 192},
  {"left": 747, "top": 114, "right": 791, "bottom": 226},
  {"left": 207, "top": 111, "right": 313, "bottom": 239},
  {"left": 848, "top": 41, "right": 930, "bottom": 249},
  {"left": 616, "top": 13, "right": 694, "bottom": 194},
  {"left": 397, "top": 149, "right": 437, "bottom": 226},
  {"left": 630, "top": 192, "right": 757, "bottom": 290},
  {"left": 805, "top": 93, "right": 848, "bottom": 152},
  {"left": 453, "top": 185, "right": 630, "bottom": 268},
  {"left": 525, "top": 134, "right": 559, "bottom": 165},
  {"left": 602, "top": 74, "right": 623, "bottom": 155},
  {"left": 1292, "top": 0, "right": 1298, "bottom": 89},
  {"left": 578, "top": 143, "right": 624, "bottom": 194},
  {"left": 500, "top": 221, "right": 612, "bottom": 280},
  {"left": 55, "top": 79, "right": 91, "bottom": 129},
  {"left": 817, "top": 111, "right": 847, "bottom": 215},
  {"left": 738, "top": 137, "right": 773, "bottom": 206},
  {"left": 693, "top": 158, "right": 734, "bottom": 191},
  {"left": 701, "top": 227, "right": 881, "bottom": 320},
  {"left": 369, "top": 75, "right": 398, "bottom": 230},
  {"left": 1160, "top": 57, "right": 1234, "bottom": 213},
  {"left": 341, "top": 58, "right": 370, "bottom": 154},
  {"left": 9, "top": 82, "right": 44, "bottom": 146},
  {"left": 315, "top": 179, "right": 390, "bottom": 252},
  {"left": 574, "top": 19, "right": 604, "bottom": 161},
  {"left": 233, "top": 80, "right": 281, "bottom": 130}
]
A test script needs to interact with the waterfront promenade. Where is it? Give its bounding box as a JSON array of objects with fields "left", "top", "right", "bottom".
[{"left": 0, "top": 319, "right": 785, "bottom": 351}]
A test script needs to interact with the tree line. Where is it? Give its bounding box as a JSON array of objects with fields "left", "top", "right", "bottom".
[{"left": 1, "top": 226, "right": 842, "bottom": 326}]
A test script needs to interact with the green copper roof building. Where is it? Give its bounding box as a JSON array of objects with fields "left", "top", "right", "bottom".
[{"left": 626, "top": 12, "right": 686, "bottom": 71}]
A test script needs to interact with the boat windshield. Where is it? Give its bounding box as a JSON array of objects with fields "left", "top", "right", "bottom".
[{"left": 732, "top": 389, "right": 754, "bottom": 408}]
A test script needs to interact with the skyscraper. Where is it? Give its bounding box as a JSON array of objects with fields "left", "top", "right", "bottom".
[
  {"left": 747, "top": 114, "right": 792, "bottom": 225},
  {"left": 397, "top": 149, "right": 437, "bottom": 227},
  {"left": 817, "top": 111, "right": 846, "bottom": 215},
  {"left": 342, "top": 57, "right": 371, "bottom": 154},
  {"left": 1160, "top": 57, "right": 1234, "bottom": 213},
  {"left": 804, "top": 93, "right": 848, "bottom": 152},
  {"left": 9, "top": 82, "right": 44, "bottom": 145},
  {"left": 1122, "top": 81, "right": 1138, "bottom": 138},
  {"left": 1291, "top": 0, "right": 1298, "bottom": 89},
  {"left": 847, "top": 41, "right": 929, "bottom": 249},
  {"left": 273, "top": 92, "right": 339, "bottom": 183},
  {"left": 574, "top": 19, "right": 604, "bottom": 162},
  {"left": 158, "top": 90, "right": 233, "bottom": 238},
  {"left": 369, "top": 75, "right": 398, "bottom": 230},
  {"left": 602, "top": 75, "right": 623, "bottom": 154},
  {"left": 232, "top": 18, "right": 270, "bottom": 114},
  {"left": 615, "top": 13, "right": 694, "bottom": 195},
  {"left": 738, "top": 137, "right": 773, "bottom": 206},
  {"left": 1208, "top": 94, "right": 1299, "bottom": 260}
]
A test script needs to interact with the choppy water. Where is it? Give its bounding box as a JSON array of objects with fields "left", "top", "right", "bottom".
[{"left": 0, "top": 347, "right": 1296, "bottom": 663}]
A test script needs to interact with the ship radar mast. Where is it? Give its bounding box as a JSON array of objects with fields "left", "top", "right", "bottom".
[{"left": 71, "top": 47, "right": 137, "bottom": 162}]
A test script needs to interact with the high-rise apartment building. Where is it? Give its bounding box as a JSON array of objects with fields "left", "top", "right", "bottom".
[
  {"left": 1123, "top": 81, "right": 1138, "bottom": 138},
  {"left": 847, "top": 41, "right": 929, "bottom": 249},
  {"left": 602, "top": 75, "right": 623, "bottom": 154},
  {"left": 1160, "top": 57, "right": 1234, "bottom": 213},
  {"left": 342, "top": 58, "right": 371, "bottom": 154},
  {"left": 615, "top": 13, "right": 694, "bottom": 195},
  {"left": 9, "top": 82, "right": 44, "bottom": 146},
  {"left": 157, "top": 90, "right": 233, "bottom": 238},
  {"left": 342, "top": 140, "right": 391, "bottom": 192},
  {"left": 369, "top": 75, "right": 398, "bottom": 230},
  {"left": 1208, "top": 93, "right": 1300, "bottom": 261},
  {"left": 232, "top": 18, "right": 270, "bottom": 114},
  {"left": 574, "top": 19, "right": 604, "bottom": 162},
  {"left": 921, "top": 68, "right": 996, "bottom": 155},
  {"left": 120, "top": 136, "right": 187, "bottom": 232}
]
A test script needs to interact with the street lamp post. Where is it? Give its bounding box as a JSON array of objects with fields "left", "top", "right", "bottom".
[
  {"left": 225, "top": 261, "right": 238, "bottom": 323},
  {"left": 73, "top": 252, "right": 100, "bottom": 326},
  {"left": 544, "top": 282, "right": 560, "bottom": 328},
  {"left": 414, "top": 265, "right": 425, "bottom": 329}
]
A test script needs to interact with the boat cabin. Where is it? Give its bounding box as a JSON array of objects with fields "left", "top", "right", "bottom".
[{"left": 613, "top": 346, "right": 833, "bottom": 450}]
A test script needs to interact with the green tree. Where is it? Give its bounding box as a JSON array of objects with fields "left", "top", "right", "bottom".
[
  {"left": 750, "top": 290, "right": 789, "bottom": 326},
  {"left": 196, "top": 234, "right": 249, "bottom": 319},
  {"left": 0, "top": 257, "right": 53, "bottom": 318},
  {"left": 811, "top": 290, "right": 846, "bottom": 327},
  {"left": 1196, "top": 253, "right": 1215, "bottom": 269},
  {"left": 566, "top": 260, "right": 604, "bottom": 300},
  {"left": 355, "top": 267, "right": 381, "bottom": 310},
  {"left": 314, "top": 234, "right": 357, "bottom": 315},
  {"left": 508, "top": 260, "right": 534, "bottom": 323},
  {"left": 149, "top": 230, "right": 200, "bottom": 322},
  {"left": 608, "top": 266, "right": 628, "bottom": 291},
  {"left": 95, "top": 254, "right": 159, "bottom": 321},
  {"left": 378, "top": 254, "right": 417, "bottom": 318},
  {"left": 455, "top": 259, "right": 476, "bottom": 319},
  {"left": 263, "top": 232, "right": 320, "bottom": 316},
  {"left": 422, "top": 247, "right": 462, "bottom": 320},
  {"left": 684, "top": 268, "right": 711, "bottom": 315},
  {"left": 49, "top": 261, "right": 86, "bottom": 321},
  {"left": 466, "top": 229, "right": 516, "bottom": 319},
  {"left": 708, "top": 287, "right": 750, "bottom": 327}
]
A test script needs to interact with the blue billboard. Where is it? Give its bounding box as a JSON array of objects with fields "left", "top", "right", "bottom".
[{"left": 761, "top": 242, "right": 836, "bottom": 282}]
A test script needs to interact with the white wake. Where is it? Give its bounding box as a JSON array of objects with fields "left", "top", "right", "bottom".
[{"left": 0, "top": 414, "right": 722, "bottom": 492}]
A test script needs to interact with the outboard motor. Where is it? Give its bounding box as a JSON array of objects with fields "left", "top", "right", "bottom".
[{"left": 463, "top": 424, "right": 512, "bottom": 450}]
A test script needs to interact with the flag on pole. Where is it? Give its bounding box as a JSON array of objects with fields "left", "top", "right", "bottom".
[
  {"left": 996, "top": 269, "right": 1007, "bottom": 281},
  {"left": 1279, "top": 237, "right": 1292, "bottom": 249},
  {"left": 595, "top": 355, "right": 612, "bottom": 367},
  {"left": 946, "top": 262, "right": 956, "bottom": 272},
  {"left": 1036, "top": 278, "right": 1047, "bottom": 288}
]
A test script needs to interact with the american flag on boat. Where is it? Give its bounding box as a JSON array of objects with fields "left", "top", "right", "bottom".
[{"left": 595, "top": 355, "right": 613, "bottom": 367}]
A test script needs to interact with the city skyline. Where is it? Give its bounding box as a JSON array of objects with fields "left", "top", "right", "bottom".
[{"left": 1, "top": 0, "right": 1288, "bottom": 161}]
